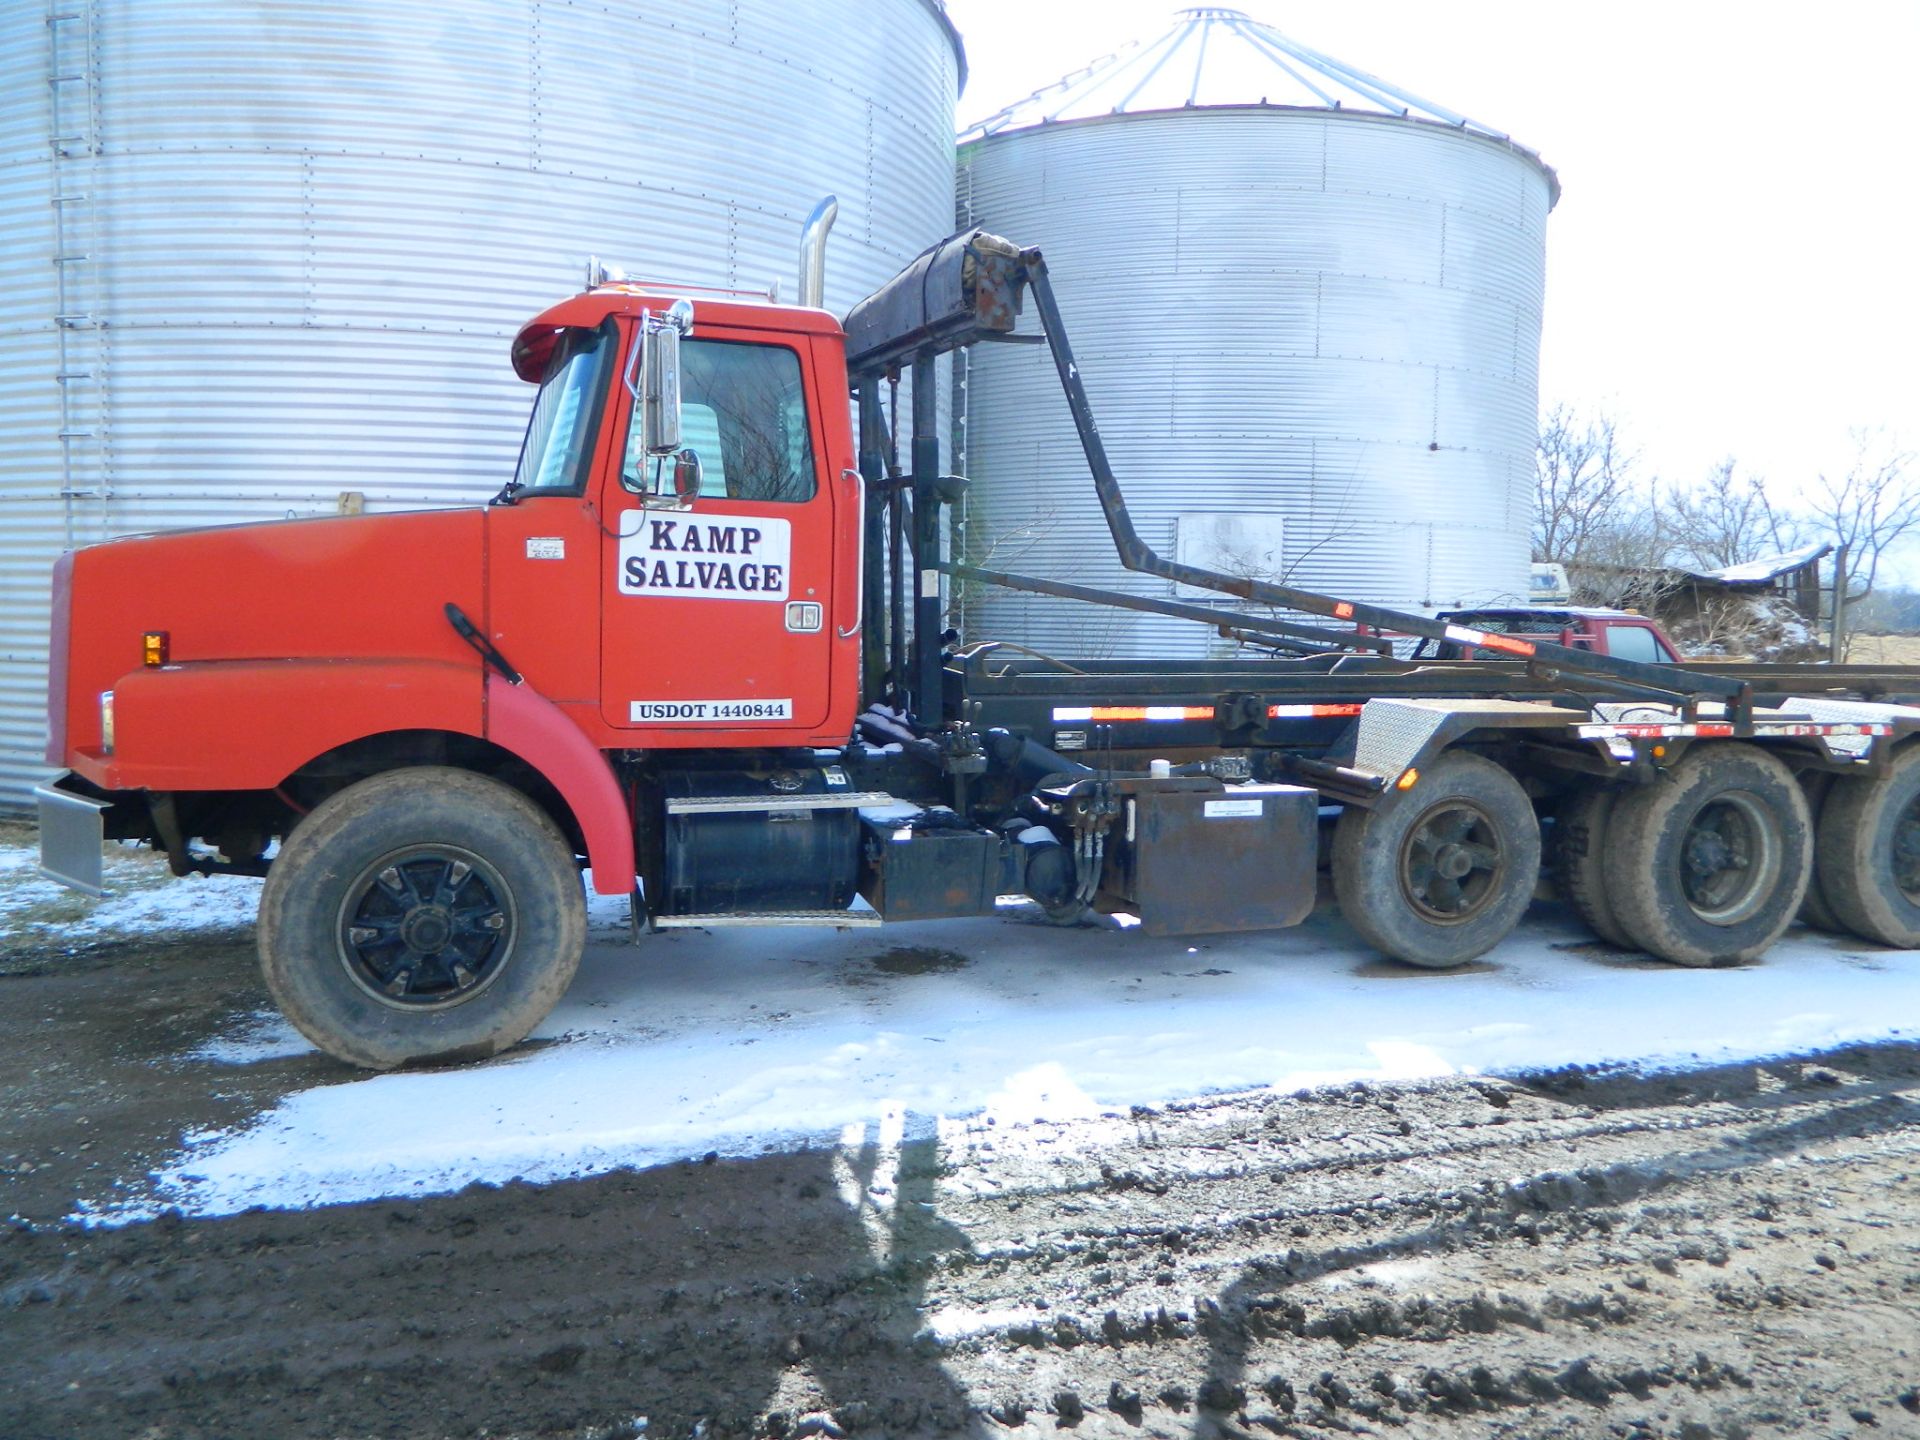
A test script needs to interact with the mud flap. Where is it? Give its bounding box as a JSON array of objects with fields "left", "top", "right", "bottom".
[{"left": 35, "top": 777, "right": 111, "bottom": 897}]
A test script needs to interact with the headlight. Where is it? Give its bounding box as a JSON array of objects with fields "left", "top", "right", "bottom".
[{"left": 99, "top": 690, "right": 114, "bottom": 755}]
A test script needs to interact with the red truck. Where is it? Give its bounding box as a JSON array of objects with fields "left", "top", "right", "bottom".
[
  {"left": 37, "top": 219, "right": 1920, "bottom": 1069},
  {"left": 1419, "top": 607, "right": 1682, "bottom": 664}
]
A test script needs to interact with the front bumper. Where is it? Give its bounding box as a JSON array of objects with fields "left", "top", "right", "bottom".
[{"left": 35, "top": 774, "right": 111, "bottom": 896}]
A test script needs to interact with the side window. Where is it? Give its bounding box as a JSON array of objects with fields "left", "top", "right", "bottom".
[
  {"left": 625, "top": 339, "right": 816, "bottom": 503},
  {"left": 1606, "top": 624, "right": 1669, "bottom": 663}
]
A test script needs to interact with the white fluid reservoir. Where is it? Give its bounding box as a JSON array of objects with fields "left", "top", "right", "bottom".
[
  {"left": 956, "top": 7, "right": 1556, "bottom": 658},
  {"left": 0, "top": 0, "right": 963, "bottom": 806}
]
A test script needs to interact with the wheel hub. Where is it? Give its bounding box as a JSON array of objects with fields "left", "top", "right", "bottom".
[
  {"left": 1399, "top": 800, "right": 1503, "bottom": 924},
  {"left": 1685, "top": 828, "right": 1735, "bottom": 876},
  {"left": 400, "top": 905, "right": 454, "bottom": 954},
  {"left": 337, "top": 846, "right": 515, "bottom": 1010},
  {"left": 1434, "top": 843, "right": 1475, "bottom": 881},
  {"left": 1676, "top": 791, "right": 1779, "bottom": 926}
]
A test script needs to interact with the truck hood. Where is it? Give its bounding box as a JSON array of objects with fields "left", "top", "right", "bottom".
[{"left": 53, "top": 509, "right": 487, "bottom": 759}]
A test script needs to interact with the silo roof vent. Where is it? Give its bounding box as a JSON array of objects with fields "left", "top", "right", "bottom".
[{"left": 961, "top": 6, "right": 1516, "bottom": 144}]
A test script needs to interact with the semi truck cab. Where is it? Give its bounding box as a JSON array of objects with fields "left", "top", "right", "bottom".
[{"left": 492, "top": 285, "right": 862, "bottom": 749}]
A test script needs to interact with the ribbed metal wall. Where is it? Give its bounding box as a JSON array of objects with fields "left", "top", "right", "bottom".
[
  {"left": 956, "top": 108, "right": 1553, "bottom": 658},
  {"left": 0, "top": 0, "right": 961, "bottom": 808}
]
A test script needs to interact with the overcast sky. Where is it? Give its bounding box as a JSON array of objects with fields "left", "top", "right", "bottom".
[{"left": 945, "top": 0, "right": 1919, "bottom": 560}]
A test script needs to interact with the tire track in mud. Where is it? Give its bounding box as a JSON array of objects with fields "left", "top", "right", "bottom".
[{"left": 2, "top": 1046, "right": 1918, "bottom": 1440}]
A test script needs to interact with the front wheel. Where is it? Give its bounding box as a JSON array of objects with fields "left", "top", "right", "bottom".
[
  {"left": 259, "top": 766, "right": 587, "bottom": 1069},
  {"left": 1332, "top": 751, "right": 1541, "bottom": 969},
  {"left": 1602, "top": 744, "right": 1810, "bottom": 967}
]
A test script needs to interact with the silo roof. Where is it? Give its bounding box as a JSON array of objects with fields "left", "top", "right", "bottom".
[{"left": 960, "top": 5, "right": 1553, "bottom": 196}]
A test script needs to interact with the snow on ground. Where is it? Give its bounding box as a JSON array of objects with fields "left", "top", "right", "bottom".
[
  {"left": 11, "top": 827, "right": 1916, "bottom": 1225},
  {"left": 0, "top": 836, "right": 262, "bottom": 938},
  {"left": 83, "top": 891, "right": 1920, "bottom": 1223}
]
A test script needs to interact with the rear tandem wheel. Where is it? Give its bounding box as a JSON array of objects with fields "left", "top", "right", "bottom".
[
  {"left": 1551, "top": 783, "right": 1634, "bottom": 949},
  {"left": 1601, "top": 744, "right": 1811, "bottom": 967},
  {"left": 1332, "top": 750, "right": 1541, "bottom": 969},
  {"left": 1815, "top": 743, "right": 1920, "bottom": 948}
]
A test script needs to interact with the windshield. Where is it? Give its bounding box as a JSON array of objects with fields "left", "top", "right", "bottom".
[{"left": 512, "top": 321, "right": 615, "bottom": 496}]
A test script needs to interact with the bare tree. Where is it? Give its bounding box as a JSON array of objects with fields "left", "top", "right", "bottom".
[
  {"left": 1803, "top": 431, "right": 1920, "bottom": 654},
  {"left": 1665, "top": 459, "right": 1801, "bottom": 569},
  {"left": 1533, "top": 405, "right": 1639, "bottom": 563}
]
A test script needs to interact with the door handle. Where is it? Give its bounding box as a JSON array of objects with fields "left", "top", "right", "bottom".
[{"left": 837, "top": 467, "right": 864, "bottom": 639}]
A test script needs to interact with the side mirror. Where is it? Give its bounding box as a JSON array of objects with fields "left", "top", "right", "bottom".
[
  {"left": 672, "top": 448, "right": 703, "bottom": 503},
  {"left": 637, "top": 299, "right": 694, "bottom": 456}
]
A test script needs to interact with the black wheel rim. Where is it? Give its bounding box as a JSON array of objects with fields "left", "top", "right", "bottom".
[
  {"left": 1399, "top": 800, "right": 1505, "bottom": 924},
  {"left": 336, "top": 845, "right": 515, "bottom": 1009},
  {"left": 1893, "top": 792, "right": 1920, "bottom": 903},
  {"left": 1677, "top": 790, "right": 1779, "bottom": 926}
]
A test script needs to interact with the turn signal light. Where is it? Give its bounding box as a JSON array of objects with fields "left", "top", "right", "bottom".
[
  {"left": 1396, "top": 768, "right": 1420, "bottom": 791},
  {"left": 142, "top": 630, "right": 169, "bottom": 667}
]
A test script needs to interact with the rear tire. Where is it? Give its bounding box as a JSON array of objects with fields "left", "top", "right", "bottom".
[
  {"left": 259, "top": 766, "right": 587, "bottom": 1069},
  {"left": 1332, "top": 751, "right": 1540, "bottom": 969},
  {"left": 1602, "top": 744, "right": 1810, "bottom": 967},
  {"left": 1816, "top": 744, "right": 1920, "bottom": 948},
  {"left": 1552, "top": 784, "right": 1634, "bottom": 948},
  {"left": 1796, "top": 771, "right": 1844, "bottom": 932}
]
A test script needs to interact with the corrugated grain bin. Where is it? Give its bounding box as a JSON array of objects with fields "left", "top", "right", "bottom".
[
  {"left": 0, "top": 0, "right": 963, "bottom": 806},
  {"left": 955, "top": 6, "right": 1556, "bottom": 657}
]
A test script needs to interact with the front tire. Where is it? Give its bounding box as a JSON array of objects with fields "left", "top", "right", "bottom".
[
  {"left": 259, "top": 766, "right": 587, "bottom": 1069},
  {"left": 1602, "top": 744, "right": 1810, "bottom": 967},
  {"left": 1332, "top": 751, "right": 1541, "bottom": 969},
  {"left": 1816, "top": 744, "right": 1920, "bottom": 948}
]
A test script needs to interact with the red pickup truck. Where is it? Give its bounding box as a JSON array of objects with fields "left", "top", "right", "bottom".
[{"left": 1418, "top": 607, "right": 1683, "bottom": 664}]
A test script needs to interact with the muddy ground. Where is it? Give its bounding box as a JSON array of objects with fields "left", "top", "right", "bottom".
[{"left": 2, "top": 832, "right": 1919, "bottom": 1439}]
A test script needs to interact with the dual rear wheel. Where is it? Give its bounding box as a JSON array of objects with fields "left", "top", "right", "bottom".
[
  {"left": 1336, "top": 741, "right": 1908, "bottom": 971},
  {"left": 1555, "top": 742, "right": 1920, "bottom": 962}
]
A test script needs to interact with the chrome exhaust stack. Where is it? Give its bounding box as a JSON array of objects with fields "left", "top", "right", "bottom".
[{"left": 798, "top": 195, "right": 838, "bottom": 309}]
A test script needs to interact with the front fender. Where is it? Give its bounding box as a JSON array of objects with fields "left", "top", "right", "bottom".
[
  {"left": 82, "top": 659, "right": 635, "bottom": 897},
  {"left": 92, "top": 658, "right": 484, "bottom": 790},
  {"left": 485, "top": 676, "right": 635, "bottom": 896}
]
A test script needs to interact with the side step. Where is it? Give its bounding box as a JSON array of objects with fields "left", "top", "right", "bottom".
[{"left": 653, "top": 909, "right": 884, "bottom": 929}]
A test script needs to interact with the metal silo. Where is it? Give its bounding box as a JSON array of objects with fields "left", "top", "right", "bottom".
[
  {"left": 0, "top": 0, "right": 963, "bottom": 807},
  {"left": 955, "top": 6, "right": 1556, "bottom": 658}
]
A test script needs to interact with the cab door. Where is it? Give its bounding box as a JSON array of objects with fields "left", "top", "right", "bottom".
[{"left": 599, "top": 327, "right": 837, "bottom": 740}]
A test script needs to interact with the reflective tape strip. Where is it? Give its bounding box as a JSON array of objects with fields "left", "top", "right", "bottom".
[
  {"left": 1750, "top": 722, "right": 1892, "bottom": 737},
  {"left": 1576, "top": 723, "right": 1736, "bottom": 739},
  {"left": 1575, "top": 721, "right": 1892, "bottom": 740},
  {"left": 1050, "top": 705, "right": 1214, "bottom": 723},
  {"left": 1476, "top": 631, "right": 1538, "bottom": 657},
  {"left": 1268, "top": 703, "right": 1365, "bottom": 718},
  {"left": 1443, "top": 624, "right": 1486, "bottom": 647}
]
